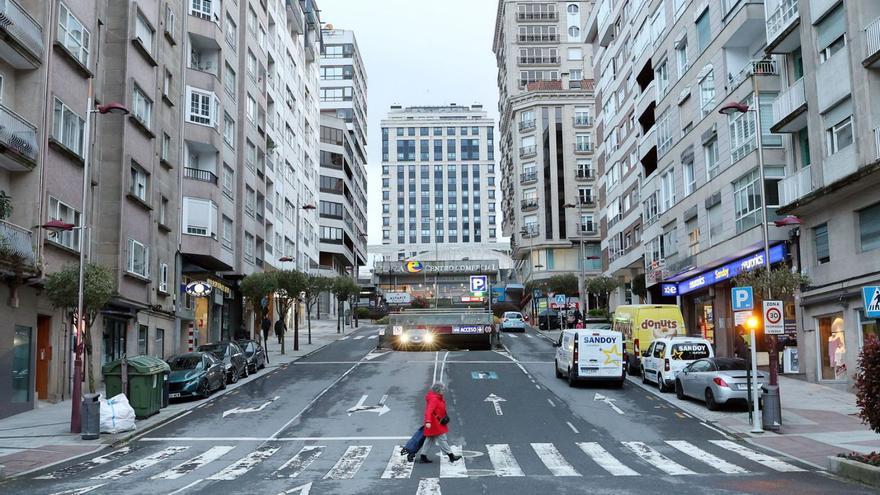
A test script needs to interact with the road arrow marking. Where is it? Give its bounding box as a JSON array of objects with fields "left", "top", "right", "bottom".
[
  {"left": 363, "top": 351, "right": 389, "bottom": 361},
  {"left": 223, "top": 396, "right": 280, "bottom": 418},
  {"left": 346, "top": 394, "right": 390, "bottom": 416},
  {"left": 594, "top": 393, "right": 624, "bottom": 415},
  {"left": 276, "top": 482, "right": 312, "bottom": 495},
  {"left": 484, "top": 393, "right": 506, "bottom": 415}
]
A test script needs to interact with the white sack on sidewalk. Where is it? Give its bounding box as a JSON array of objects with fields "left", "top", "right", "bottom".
[{"left": 99, "top": 393, "right": 137, "bottom": 434}]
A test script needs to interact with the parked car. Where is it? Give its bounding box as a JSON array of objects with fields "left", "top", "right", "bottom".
[
  {"left": 198, "top": 341, "right": 248, "bottom": 384},
  {"left": 554, "top": 328, "right": 625, "bottom": 387},
  {"left": 537, "top": 309, "right": 561, "bottom": 330},
  {"left": 611, "top": 304, "right": 687, "bottom": 375},
  {"left": 236, "top": 339, "right": 267, "bottom": 374},
  {"left": 167, "top": 352, "right": 226, "bottom": 399},
  {"left": 499, "top": 311, "right": 527, "bottom": 332},
  {"left": 641, "top": 336, "right": 714, "bottom": 392},
  {"left": 675, "top": 357, "right": 767, "bottom": 410}
]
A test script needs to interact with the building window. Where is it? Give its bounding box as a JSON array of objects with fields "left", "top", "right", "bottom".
[
  {"left": 130, "top": 164, "right": 148, "bottom": 201},
  {"left": 567, "top": 47, "right": 582, "bottom": 61},
  {"left": 224, "top": 63, "right": 236, "bottom": 96},
  {"left": 155, "top": 329, "right": 165, "bottom": 359},
  {"left": 244, "top": 233, "right": 254, "bottom": 263},
  {"left": 699, "top": 68, "right": 715, "bottom": 117},
  {"left": 826, "top": 115, "right": 853, "bottom": 155},
  {"left": 675, "top": 36, "right": 688, "bottom": 74},
  {"left": 859, "top": 203, "right": 880, "bottom": 253},
  {"left": 52, "top": 98, "right": 85, "bottom": 156},
  {"left": 222, "top": 165, "right": 234, "bottom": 197},
  {"left": 163, "top": 70, "right": 172, "bottom": 100},
  {"left": 696, "top": 9, "right": 710, "bottom": 52},
  {"left": 660, "top": 169, "right": 675, "bottom": 211},
  {"left": 222, "top": 216, "right": 233, "bottom": 250},
  {"left": 159, "top": 263, "right": 169, "bottom": 293},
  {"left": 137, "top": 325, "right": 149, "bottom": 355},
  {"left": 814, "top": 223, "right": 830, "bottom": 264},
  {"left": 568, "top": 26, "right": 580, "bottom": 38},
  {"left": 683, "top": 160, "right": 695, "bottom": 195},
  {"left": 704, "top": 137, "right": 720, "bottom": 179},
  {"left": 187, "top": 87, "right": 218, "bottom": 126},
  {"left": 135, "top": 12, "right": 155, "bottom": 54},
  {"left": 733, "top": 169, "right": 761, "bottom": 233},
  {"left": 132, "top": 86, "right": 152, "bottom": 129},
  {"left": 223, "top": 113, "right": 235, "bottom": 147},
  {"left": 127, "top": 238, "right": 149, "bottom": 278},
  {"left": 817, "top": 6, "right": 846, "bottom": 64},
  {"left": 225, "top": 13, "right": 237, "bottom": 50},
  {"left": 707, "top": 204, "right": 722, "bottom": 244},
  {"left": 656, "top": 59, "right": 669, "bottom": 96},
  {"left": 183, "top": 197, "right": 218, "bottom": 236},
  {"left": 58, "top": 3, "right": 90, "bottom": 65},
  {"left": 161, "top": 133, "right": 172, "bottom": 162},
  {"left": 48, "top": 197, "right": 81, "bottom": 251}
]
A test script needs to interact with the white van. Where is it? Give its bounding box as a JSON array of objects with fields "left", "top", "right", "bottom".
[
  {"left": 641, "top": 336, "right": 714, "bottom": 392},
  {"left": 554, "top": 328, "right": 625, "bottom": 388}
]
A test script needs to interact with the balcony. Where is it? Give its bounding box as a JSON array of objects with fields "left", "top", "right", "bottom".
[
  {"left": 519, "top": 145, "right": 537, "bottom": 158},
  {"left": 574, "top": 142, "right": 593, "bottom": 153},
  {"left": 779, "top": 165, "right": 812, "bottom": 206},
  {"left": 517, "top": 11, "right": 558, "bottom": 22},
  {"left": 577, "top": 225, "right": 598, "bottom": 235},
  {"left": 573, "top": 116, "right": 593, "bottom": 127},
  {"left": 520, "top": 198, "right": 539, "bottom": 211},
  {"left": 728, "top": 59, "right": 779, "bottom": 91},
  {"left": 517, "top": 34, "right": 559, "bottom": 44},
  {"left": 0, "top": 219, "right": 35, "bottom": 270},
  {"left": 518, "top": 56, "right": 560, "bottom": 65},
  {"left": 520, "top": 171, "right": 537, "bottom": 184},
  {"left": 285, "top": 0, "right": 304, "bottom": 34},
  {"left": 184, "top": 167, "right": 218, "bottom": 184},
  {"left": 577, "top": 197, "right": 595, "bottom": 207},
  {"left": 0, "top": 102, "right": 38, "bottom": 171},
  {"left": 521, "top": 225, "right": 539, "bottom": 238},
  {"left": 865, "top": 17, "right": 880, "bottom": 68},
  {"left": 765, "top": 0, "right": 801, "bottom": 53},
  {"left": 519, "top": 120, "right": 536, "bottom": 132},
  {"left": 0, "top": 0, "right": 44, "bottom": 69},
  {"left": 770, "top": 78, "right": 807, "bottom": 133},
  {"left": 576, "top": 169, "right": 595, "bottom": 180}
]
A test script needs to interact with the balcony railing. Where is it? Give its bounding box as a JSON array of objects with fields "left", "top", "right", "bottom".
[
  {"left": 576, "top": 169, "right": 594, "bottom": 180},
  {"left": 521, "top": 225, "right": 539, "bottom": 238},
  {"left": 184, "top": 167, "right": 218, "bottom": 184},
  {"left": 0, "top": 102, "right": 36, "bottom": 167},
  {"left": 517, "top": 34, "right": 559, "bottom": 43},
  {"left": 772, "top": 77, "right": 806, "bottom": 129},
  {"left": 575, "top": 142, "right": 593, "bottom": 153},
  {"left": 728, "top": 59, "right": 779, "bottom": 90},
  {"left": 573, "top": 116, "right": 593, "bottom": 127},
  {"left": 0, "top": 219, "right": 35, "bottom": 267},
  {"left": 0, "top": 0, "right": 45, "bottom": 64},
  {"left": 578, "top": 197, "right": 595, "bottom": 206},
  {"left": 865, "top": 16, "right": 880, "bottom": 65},
  {"left": 579, "top": 225, "right": 597, "bottom": 234},
  {"left": 520, "top": 171, "right": 537, "bottom": 183},
  {"left": 517, "top": 11, "right": 558, "bottom": 21},
  {"left": 779, "top": 164, "right": 812, "bottom": 206},
  {"left": 520, "top": 198, "right": 539, "bottom": 210},
  {"left": 518, "top": 56, "right": 560, "bottom": 65},
  {"left": 519, "top": 120, "right": 536, "bottom": 132},
  {"left": 519, "top": 145, "right": 537, "bottom": 157},
  {"left": 766, "top": 0, "right": 799, "bottom": 47}
]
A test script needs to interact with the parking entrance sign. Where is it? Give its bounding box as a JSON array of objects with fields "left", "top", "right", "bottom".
[
  {"left": 470, "top": 275, "right": 488, "bottom": 293},
  {"left": 763, "top": 300, "right": 784, "bottom": 335},
  {"left": 732, "top": 287, "right": 754, "bottom": 311}
]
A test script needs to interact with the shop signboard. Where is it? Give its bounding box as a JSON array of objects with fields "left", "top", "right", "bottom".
[
  {"left": 385, "top": 292, "right": 412, "bottom": 304},
  {"left": 763, "top": 300, "right": 784, "bottom": 335},
  {"left": 676, "top": 244, "right": 787, "bottom": 296},
  {"left": 661, "top": 283, "right": 678, "bottom": 296}
]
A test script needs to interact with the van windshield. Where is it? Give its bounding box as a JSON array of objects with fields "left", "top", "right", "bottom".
[{"left": 671, "top": 343, "right": 711, "bottom": 360}]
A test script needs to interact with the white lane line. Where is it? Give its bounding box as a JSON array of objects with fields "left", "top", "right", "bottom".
[
  {"left": 525, "top": 334, "right": 533, "bottom": 339},
  {"left": 207, "top": 446, "right": 280, "bottom": 480},
  {"left": 142, "top": 436, "right": 410, "bottom": 442},
  {"left": 566, "top": 422, "right": 580, "bottom": 434},
  {"left": 151, "top": 445, "right": 235, "bottom": 480},
  {"left": 531, "top": 443, "right": 580, "bottom": 477},
  {"left": 622, "top": 442, "right": 695, "bottom": 475},
  {"left": 439, "top": 445, "right": 468, "bottom": 478},
  {"left": 324, "top": 445, "right": 372, "bottom": 480},
  {"left": 665, "top": 441, "right": 748, "bottom": 474},
  {"left": 37, "top": 447, "right": 133, "bottom": 479},
  {"left": 275, "top": 445, "right": 325, "bottom": 478},
  {"left": 92, "top": 446, "right": 189, "bottom": 480},
  {"left": 439, "top": 351, "right": 450, "bottom": 383},
  {"left": 577, "top": 442, "right": 639, "bottom": 477},
  {"left": 340, "top": 337, "right": 350, "bottom": 340},
  {"left": 353, "top": 336, "right": 365, "bottom": 340},
  {"left": 416, "top": 477, "right": 441, "bottom": 495},
  {"left": 432, "top": 351, "right": 440, "bottom": 383},
  {"left": 700, "top": 422, "right": 732, "bottom": 439},
  {"left": 167, "top": 478, "right": 205, "bottom": 495},
  {"left": 487, "top": 444, "right": 524, "bottom": 477},
  {"left": 275, "top": 482, "right": 313, "bottom": 495},
  {"left": 380, "top": 445, "right": 414, "bottom": 479},
  {"left": 49, "top": 485, "right": 107, "bottom": 495},
  {"left": 547, "top": 398, "right": 555, "bottom": 407},
  {"left": 710, "top": 440, "right": 806, "bottom": 472}
]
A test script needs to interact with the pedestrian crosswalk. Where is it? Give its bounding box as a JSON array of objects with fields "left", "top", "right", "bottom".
[{"left": 37, "top": 437, "right": 808, "bottom": 491}]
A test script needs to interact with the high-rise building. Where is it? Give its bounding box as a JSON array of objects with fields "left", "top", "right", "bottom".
[
  {"left": 379, "top": 104, "right": 502, "bottom": 261},
  {"left": 493, "top": 1, "right": 602, "bottom": 300},
  {"left": 318, "top": 28, "right": 368, "bottom": 279}
]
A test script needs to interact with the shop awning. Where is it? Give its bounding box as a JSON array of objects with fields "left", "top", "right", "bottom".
[{"left": 666, "top": 243, "right": 789, "bottom": 296}]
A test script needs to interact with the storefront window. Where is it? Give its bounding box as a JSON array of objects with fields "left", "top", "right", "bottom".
[
  {"left": 12, "top": 326, "right": 32, "bottom": 403},
  {"left": 692, "top": 295, "right": 715, "bottom": 344},
  {"left": 103, "top": 319, "right": 127, "bottom": 364},
  {"left": 818, "top": 313, "right": 846, "bottom": 380},
  {"left": 858, "top": 310, "right": 879, "bottom": 349}
]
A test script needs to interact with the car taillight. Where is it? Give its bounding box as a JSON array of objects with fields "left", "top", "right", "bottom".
[
  {"left": 664, "top": 358, "right": 670, "bottom": 372},
  {"left": 713, "top": 377, "right": 729, "bottom": 388},
  {"left": 573, "top": 339, "right": 579, "bottom": 363},
  {"left": 634, "top": 339, "right": 640, "bottom": 354}
]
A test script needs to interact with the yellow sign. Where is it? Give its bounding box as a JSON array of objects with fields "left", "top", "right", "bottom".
[{"left": 602, "top": 345, "right": 622, "bottom": 365}]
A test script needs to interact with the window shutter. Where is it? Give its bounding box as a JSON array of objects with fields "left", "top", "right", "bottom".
[{"left": 816, "top": 5, "right": 845, "bottom": 51}]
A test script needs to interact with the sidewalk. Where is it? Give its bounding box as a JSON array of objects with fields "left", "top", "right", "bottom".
[{"left": 0, "top": 318, "right": 371, "bottom": 479}]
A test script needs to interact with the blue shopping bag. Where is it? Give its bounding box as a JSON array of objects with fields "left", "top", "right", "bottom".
[{"left": 402, "top": 426, "right": 426, "bottom": 454}]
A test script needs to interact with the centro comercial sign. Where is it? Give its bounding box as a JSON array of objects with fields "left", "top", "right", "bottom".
[{"left": 376, "top": 260, "right": 499, "bottom": 275}]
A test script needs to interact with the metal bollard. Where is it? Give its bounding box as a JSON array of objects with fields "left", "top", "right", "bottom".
[
  {"left": 761, "top": 385, "right": 783, "bottom": 432},
  {"left": 81, "top": 393, "right": 101, "bottom": 440}
]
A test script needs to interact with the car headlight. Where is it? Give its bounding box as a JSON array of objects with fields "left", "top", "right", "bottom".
[
  {"left": 424, "top": 333, "right": 434, "bottom": 344},
  {"left": 399, "top": 333, "right": 409, "bottom": 343},
  {"left": 392, "top": 326, "right": 403, "bottom": 336}
]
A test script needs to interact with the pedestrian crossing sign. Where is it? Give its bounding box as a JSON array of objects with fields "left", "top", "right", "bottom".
[{"left": 863, "top": 286, "right": 880, "bottom": 318}]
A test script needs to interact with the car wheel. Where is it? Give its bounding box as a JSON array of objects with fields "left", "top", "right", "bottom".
[
  {"left": 567, "top": 368, "right": 577, "bottom": 388},
  {"left": 657, "top": 373, "right": 668, "bottom": 392},
  {"left": 675, "top": 380, "right": 685, "bottom": 400},
  {"left": 555, "top": 360, "right": 563, "bottom": 379},
  {"left": 230, "top": 370, "right": 238, "bottom": 384},
  {"left": 199, "top": 379, "right": 211, "bottom": 398},
  {"left": 705, "top": 388, "right": 719, "bottom": 411},
  {"left": 641, "top": 367, "right": 649, "bottom": 384},
  {"left": 219, "top": 377, "right": 227, "bottom": 390}
]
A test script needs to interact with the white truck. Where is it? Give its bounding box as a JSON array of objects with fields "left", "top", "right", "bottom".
[{"left": 554, "top": 328, "right": 625, "bottom": 388}]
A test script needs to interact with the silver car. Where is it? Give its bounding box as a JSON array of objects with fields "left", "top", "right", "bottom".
[
  {"left": 500, "top": 311, "right": 527, "bottom": 332},
  {"left": 674, "top": 357, "right": 766, "bottom": 410}
]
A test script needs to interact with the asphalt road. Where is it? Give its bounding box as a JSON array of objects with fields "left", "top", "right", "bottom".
[{"left": 4, "top": 324, "right": 874, "bottom": 495}]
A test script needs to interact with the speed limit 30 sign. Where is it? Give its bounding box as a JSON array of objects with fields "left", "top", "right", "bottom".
[{"left": 763, "top": 300, "right": 784, "bottom": 335}]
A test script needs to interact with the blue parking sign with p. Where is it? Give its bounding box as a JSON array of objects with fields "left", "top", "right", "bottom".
[
  {"left": 470, "top": 275, "right": 488, "bottom": 293},
  {"left": 732, "top": 287, "right": 754, "bottom": 311}
]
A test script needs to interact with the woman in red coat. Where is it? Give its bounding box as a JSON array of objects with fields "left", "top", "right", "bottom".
[{"left": 410, "top": 383, "right": 462, "bottom": 463}]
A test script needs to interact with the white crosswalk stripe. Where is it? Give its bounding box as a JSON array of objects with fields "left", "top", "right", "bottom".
[
  {"left": 506, "top": 334, "right": 518, "bottom": 339},
  {"left": 381, "top": 445, "right": 414, "bottom": 479},
  {"left": 49, "top": 485, "right": 107, "bottom": 495},
  {"left": 275, "top": 445, "right": 325, "bottom": 479},
  {"left": 354, "top": 336, "right": 365, "bottom": 340},
  {"left": 577, "top": 442, "right": 639, "bottom": 476},
  {"left": 711, "top": 440, "right": 805, "bottom": 472},
  {"left": 622, "top": 441, "right": 695, "bottom": 475},
  {"left": 368, "top": 335, "right": 378, "bottom": 339},
  {"left": 439, "top": 445, "right": 467, "bottom": 478},
  {"left": 92, "top": 446, "right": 189, "bottom": 480},
  {"left": 487, "top": 444, "right": 524, "bottom": 477},
  {"left": 324, "top": 445, "right": 372, "bottom": 480},
  {"left": 416, "top": 477, "right": 441, "bottom": 495},
  {"left": 531, "top": 443, "right": 580, "bottom": 477},
  {"left": 665, "top": 440, "right": 748, "bottom": 474},
  {"left": 524, "top": 334, "right": 533, "bottom": 339},
  {"left": 151, "top": 446, "right": 235, "bottom": 480},
  {"left": 38, "top": 447, "right": 133, "bottom": 479},
  {"left": 207, "top": 446, "right": 279, "bottom": 480}
]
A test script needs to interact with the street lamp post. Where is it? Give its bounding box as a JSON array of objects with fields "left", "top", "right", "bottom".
[
  {"left": 564, "top": 202, "right": 590, "bottom": 316},
  {"left": 520, "top": 227, "right": 536, "bottom": 321}
]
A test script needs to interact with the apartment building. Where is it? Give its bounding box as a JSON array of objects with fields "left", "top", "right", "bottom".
[
  {"left": 493, "top": 1, "right": 602, "bottom": 303},
  {"left": 769, "top": 0, "right": 880, "bottom": 388},
  {"left": 318, "top": 28, "right": 368, "bottom": 280}
]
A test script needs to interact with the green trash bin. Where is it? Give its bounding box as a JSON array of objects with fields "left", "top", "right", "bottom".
[{"left": 102, "top": 356, "right": 171, "bottom": 419}]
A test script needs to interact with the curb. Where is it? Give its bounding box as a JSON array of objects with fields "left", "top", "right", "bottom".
[{"left": 827, "top": 455, "right": 880, "bottom": 487}]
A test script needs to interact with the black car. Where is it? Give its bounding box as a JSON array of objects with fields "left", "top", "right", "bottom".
[
  {"left": 167, "top": 352, "right": 226, "bottom": 399},
  {"left": 537, "top": 309, "right": 561, "bottom": 330},
  {"left": 236, "top": 339, "right": 267, "bottom": 374},
  {"left": 198, "top": 341, "right": 248, "bottom": 383}
]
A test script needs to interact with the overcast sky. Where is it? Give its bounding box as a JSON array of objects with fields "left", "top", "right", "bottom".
[{"left": 317, "top": 0, "right": 501, "bottom": 244}]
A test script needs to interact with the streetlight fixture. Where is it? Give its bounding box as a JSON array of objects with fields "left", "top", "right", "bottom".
[{"left": 67, "top": 94, "right": 129, "bottom": 433}]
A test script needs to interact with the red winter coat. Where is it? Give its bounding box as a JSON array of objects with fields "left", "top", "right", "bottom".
[{"left": 423, "top": 391, "right": 449, "bottom": 437}]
